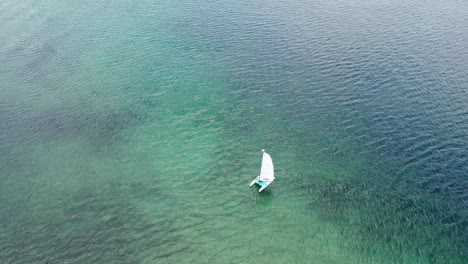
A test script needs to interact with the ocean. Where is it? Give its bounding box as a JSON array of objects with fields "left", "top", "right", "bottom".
[{"left": 1, "top": 0, "right": 467, "bottom": 263}]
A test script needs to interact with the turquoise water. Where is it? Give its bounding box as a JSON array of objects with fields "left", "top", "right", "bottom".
[{"left": 1, "top": 0, "right": 467, "bottom": 263}]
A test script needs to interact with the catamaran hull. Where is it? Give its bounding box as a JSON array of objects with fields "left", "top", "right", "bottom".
[
  {"left": 249, "top": 177, "right": 274, "bottom": 192},
  {"left": 259, "top": 182, "right": 272, "bottom": 192},
  {"left": 249, "top": 178, "right": 258, "bottom": 187}
]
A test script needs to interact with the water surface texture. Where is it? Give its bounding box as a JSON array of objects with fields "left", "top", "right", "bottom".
[{"left": 1, "top": 0, "right": 467, "bottom": 263}]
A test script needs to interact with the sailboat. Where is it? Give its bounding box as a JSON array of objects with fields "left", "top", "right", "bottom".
[{"left": 249, "top": 149, "right": 275, "bottom": 192}]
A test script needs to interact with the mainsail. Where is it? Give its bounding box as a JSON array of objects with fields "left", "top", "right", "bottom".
[{"left": 259, "top": 150, "right": 274, "bottom": 181}]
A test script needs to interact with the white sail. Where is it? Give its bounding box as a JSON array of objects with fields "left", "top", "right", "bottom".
[{"left": 259, "top": 151, "right": 274, "bottom": 181}]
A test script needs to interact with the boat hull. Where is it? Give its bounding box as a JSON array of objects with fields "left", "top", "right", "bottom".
[{"left": 249, "top": 177, "right": 274, "bottom": 192}]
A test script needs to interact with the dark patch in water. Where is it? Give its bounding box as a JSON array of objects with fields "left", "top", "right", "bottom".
[
  {"left": 4, "top": 106, "right": 144, "bottom": 152},
  {"left": 2, "top": 32, "right": 63, "bottom": 82},
  {"left": 0, "top": 181, "right": 186, "bottom": 263},
  {"left": 311, "top": 173, "right": 468, "bottom": 264}
]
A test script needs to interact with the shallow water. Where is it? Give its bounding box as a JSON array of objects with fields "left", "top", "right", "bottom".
[{"left": 1, "top": 0, "right": 467, "bottom": 263}]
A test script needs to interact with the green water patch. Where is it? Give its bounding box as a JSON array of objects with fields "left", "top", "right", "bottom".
[{"left": 111, "top": 69, "right": 393, "bottom": 263}]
